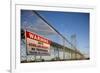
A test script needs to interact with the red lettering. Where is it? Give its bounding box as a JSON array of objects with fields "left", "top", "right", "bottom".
[{"left": 25, "top": 31, "right": 51, "bottom": 44}]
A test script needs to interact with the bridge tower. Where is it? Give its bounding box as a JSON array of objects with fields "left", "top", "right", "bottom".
[{"left": 71, "top": 34, "right": 77, "bottom": 59}]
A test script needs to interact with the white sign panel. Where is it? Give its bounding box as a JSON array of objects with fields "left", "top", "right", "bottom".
[{"left": 25, "top": 30, "right": 51, "bottom": 55}]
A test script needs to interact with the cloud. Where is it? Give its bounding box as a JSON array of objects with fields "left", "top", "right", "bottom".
[{"left": 24, "top": 18, "right": 58, "bottom": 35}]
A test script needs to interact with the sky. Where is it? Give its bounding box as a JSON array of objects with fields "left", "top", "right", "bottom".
[{"left": 21, "top": 10, "right": 90, "bottom": 57}]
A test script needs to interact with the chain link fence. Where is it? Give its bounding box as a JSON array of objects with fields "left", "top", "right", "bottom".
[{"left": 21, "top": 10, "right": 85, "bottom": 63}]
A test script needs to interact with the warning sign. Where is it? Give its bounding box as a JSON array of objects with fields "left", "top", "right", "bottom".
[{"left": 25, "top": 30, "right": 51, "bottom": 55}]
